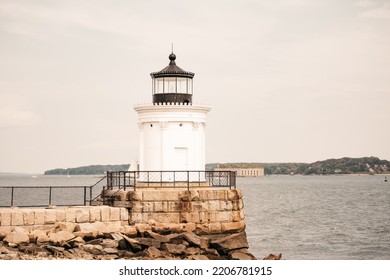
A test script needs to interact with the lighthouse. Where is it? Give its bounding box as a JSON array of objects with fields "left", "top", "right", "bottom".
[
  {"left": 102, "top": 53, "right": 244, "bottom": 238},
  {"left": 134, "top": 52, "right": 211, "bottom": 181}
]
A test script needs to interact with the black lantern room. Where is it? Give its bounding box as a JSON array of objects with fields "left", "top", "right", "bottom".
[{"left": 150, "top": 53, "right": 194, "bottom": 105}]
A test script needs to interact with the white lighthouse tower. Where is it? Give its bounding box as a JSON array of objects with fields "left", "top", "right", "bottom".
[{"left": 134, "top": 52, "right": 211, "bottom": 181}]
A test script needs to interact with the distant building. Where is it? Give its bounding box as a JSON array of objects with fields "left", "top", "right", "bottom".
[{"left": 214, "top": 165, "right": 264, "bottom": 177}]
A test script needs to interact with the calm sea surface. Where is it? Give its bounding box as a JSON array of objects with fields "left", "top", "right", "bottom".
[{"left": 1, "top": 174, "right": 389, "bottom": 260}]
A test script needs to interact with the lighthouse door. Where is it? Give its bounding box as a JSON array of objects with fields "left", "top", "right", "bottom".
[{"left": 174, "top": 147, "right": 188, "bottom": 171}]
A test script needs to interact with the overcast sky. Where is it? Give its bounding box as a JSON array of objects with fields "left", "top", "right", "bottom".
[{"left": 1, "top": 0, "right": 390, "bottom": 173}]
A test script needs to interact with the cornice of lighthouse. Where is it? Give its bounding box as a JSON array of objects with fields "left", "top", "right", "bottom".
[
  {"left": 134, "top": 103, "right": 211, "bottom": 130},
  {"left": 134, "top": 103, "right": 211, "bottom": 114}
]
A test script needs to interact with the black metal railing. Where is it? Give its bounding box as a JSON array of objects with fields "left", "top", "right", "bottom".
[
  {"left": 0, "top": 176, "right": 106, "bottom": 208},
  {"left": 106, "top": 170, "right": 236, "bottom": 191},
  {"left": 0, "top": 171, "right": 237, "bottom": 207}
]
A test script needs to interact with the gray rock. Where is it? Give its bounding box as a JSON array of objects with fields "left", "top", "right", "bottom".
[
  {"left": 79, "top": 244, "right": 104, "bottom": 255},
  {"left": 136, "top": 237, "right": 161, "bottom": 249},
  {"left": 146, "top": 246, "right": 162, "bottom": 259},
  {"left": 0, "top": 228, "right": 12, "bottom": 240},
  {"left": 87, "top": 238, "right": 104, "bottom": 245},
  {"left": 101, "top": 239, "right": 118, "bottom": 249},
  {"left": 48, "top": 231, "right": 75, "bottom": 243},
  {"left": 263, "top": 253, "right": 282, "bottom": 260},
  {"left": 229, "top": 251, "right": 256, "bottom": 260},
  {"left": 163, "top": 233, "right": 183, "bottom": 244},
  {"left": 68, "top": 248, "right": 94, "bottom": 260},
  {"left": 103, "top": 247, "right": 118, "bottom": 254},
  {"left": 112, "top": 233, "right": 142, "bottom": 252},
  {"left": 4, "top": 231, "right": 30, "bottom": 246},
  {"left": 210, "top": 231, "right": 249, "bottom": 253},
  {"left": 0, "top": 246, "right": 14, "bottom": 254},
  {"left": 30, "top": 230, "right": 49, "bottom": 243},
  {"left": 117, "top": 250, "right": 134, "bottom": 259},
  {"left": 45, "top": 245, "right": 65, "bottom": 255},
  {"left": 145, "top": 230, "right": 169, "bottom": 243},
  {"left": 183, "top": 232, "right": 209, "bottom": 249},
  {"left": 189, "top": 255, "right": 209, "bottom": 260},
  {"left": 185, "top": 247, "right": 202, "bottom": 255},
  {"left": 161, "top": 243, "right": 187, "bottom": 255}
]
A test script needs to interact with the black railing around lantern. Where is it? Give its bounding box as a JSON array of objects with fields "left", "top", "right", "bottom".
[{"left": 105, "top": 170, "right": 236, "bottom": 191}]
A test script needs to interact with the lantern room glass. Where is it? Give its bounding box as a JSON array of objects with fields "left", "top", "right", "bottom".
[
  {"left": 164, "top": 77, "right": 176, "bottom": 93},
  {"left": 153, "top": 77, "right": 193, "bottom": 94},
  {"left": 177, "top": 78, "right": 187, "bottom": 93},
  {"left": 154, "top": 78, "right": 164, "bottom": 93}
]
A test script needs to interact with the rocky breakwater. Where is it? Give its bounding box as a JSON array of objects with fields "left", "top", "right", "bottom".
[{"left": 0, "top": 221, "right": 257, "bottom": 260}]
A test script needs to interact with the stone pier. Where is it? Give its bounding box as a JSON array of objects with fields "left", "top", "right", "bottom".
[
  {"left": 0, "top": 188, "right": 255, "bottom": 259},
  {"left": 101, "top": 188, "right": 246, "bottom": 235}
]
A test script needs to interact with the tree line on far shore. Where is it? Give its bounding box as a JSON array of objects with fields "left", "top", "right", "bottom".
[
  {"left": 207, "top": 157, "right": 390, "bottom": 175},
  {"left": 44, "top": 157, "right": 390, "bottom": 176},
  {"left": 44, "top": 164, "right": 130, "bottom": 175}
]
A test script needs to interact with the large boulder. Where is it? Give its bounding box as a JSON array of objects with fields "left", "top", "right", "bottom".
[
  {"left": 4, "top": 230, "right": 29, "bottom": 246},
  {"left": 183, "top": 232, "right": 209, "bottom": 249},
  {"left": 229, "top": 251, "right": 257, "bottom": 260},
  {"left": 145, "top": 230, "right": 169, "bottom": 243},
  {"left": 210, "top": 231, "right": 249, "bottom": 253},
  {"left": 135, "top": 238, "right": 161, "bottom": 249},
  {"left": 48, "top": 231, "right": 75, "bottom": 243},
  {"left": 189, "top": 255, "right": 209, "bottom": 260},
  {"left": 121, "top": 226, "right": 138, "bottom": 237},
  {"left": 263, "top": 253, "right": 282, "bottom": 260},
  {"left": 73, "top": 223, "right": 99, "bottom": 240},
  {"left": 112, "top": 233, "right": 142, "bottom": 252},
  {"left": 30, "top": 230, "right": 50, "bottom": 243},
  {"left": 161, "top": 243, "right": 187, "bottom": 255},
  {"left": 79, "top": 244, "right": 104, "bottom": 256},
  {"left": 0, "top": 228, "right": 12, "bottom": 240},
  {"left": 146, "top": 246, "right": 162, "bottom": 259}
]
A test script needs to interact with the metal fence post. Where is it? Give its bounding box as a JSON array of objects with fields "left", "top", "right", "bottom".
[
  {"left": 84, "top": 187, "right": 87, "bottom": 206},
  {"left": 11, "top": 187, "right": 14, "bottom": 207},
  {"left": 187, "top": 171, "right": 190, "bottom": 191},
  {"left": 90, "top": 186, "right": 92, "bottom": 205},
  {"left": 49, "top": 187, "right": 52, "bottom": 206}
]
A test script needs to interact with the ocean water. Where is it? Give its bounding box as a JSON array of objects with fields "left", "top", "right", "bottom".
[
  {"left": 239, "top": 175, "right": 390, "bottom": 260},
  {"left": 1, "top": 174, "right": 389, "bottom": 260}
]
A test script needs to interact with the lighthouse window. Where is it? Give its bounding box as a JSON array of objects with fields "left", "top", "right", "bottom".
[
  {"left": 155, "top": 78, "right": 164, "bottom": 93},
  {"left": 164, "top": 77, "right": 176, "bottom": 93},
  {"left": 177, "top": 78, "right": 187, "bottom": 93}
]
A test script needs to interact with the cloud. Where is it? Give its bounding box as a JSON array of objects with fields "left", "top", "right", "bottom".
[
  {"left": 0, "top": 94, "right": 41, "bottom": 128},
  {"left": 355, "top": 0, "right": 376, "bottom": 7},
  {"left": 358, "top": 1, "right": 390, "bottom": 19},
  {"left": 0, "top": 107, "right": 41, "bottom": 128}
]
